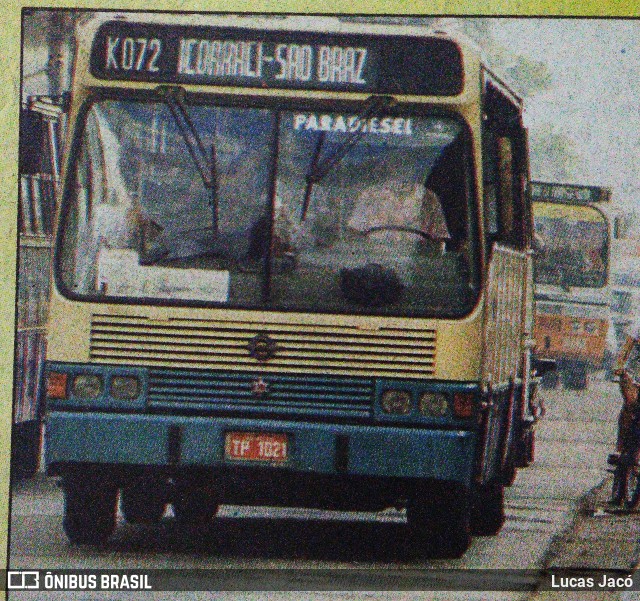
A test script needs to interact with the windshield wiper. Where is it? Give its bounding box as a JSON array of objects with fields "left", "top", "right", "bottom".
[
  {"left": 301, "top": 94, "right": 396, "bottom": 221},
  {"left": 156, "top": 85, "right": 219, "bottom": 232}
]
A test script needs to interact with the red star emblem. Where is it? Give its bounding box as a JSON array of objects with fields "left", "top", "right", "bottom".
[{"left": 251, "top": 377, "right": 269, "bottom": 397}]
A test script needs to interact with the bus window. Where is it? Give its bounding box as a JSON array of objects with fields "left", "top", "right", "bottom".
[
  {"left": 58, "top": 100, "right": 275, "bottom": 303},
  {"left": 482, "top": 124, "right": 499, "bottom": 242},
  {"left": 497, "top": 136, "right": 515, "bottom": 238},
  {"left": 57, "top": 102, "right": 478, "bottom": 317},
  {"left": 482, "top": 81, "right": 530, "bottom": 251},
  {"left": 482, "top": 127, "right": 527, "bottom": 249},
  {"left": 533, "top": 202, "right": 608, "bottom": 288},
  {"left": 271, "top": 112, "right": 476, "bottom": 316}
]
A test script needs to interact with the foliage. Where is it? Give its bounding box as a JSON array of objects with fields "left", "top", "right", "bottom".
[
  {"left": 456, "top": 19, "right": 579, "bottom": 182},
  {"left": 529, "top": 124, "right": 581, "bottom": 183}
]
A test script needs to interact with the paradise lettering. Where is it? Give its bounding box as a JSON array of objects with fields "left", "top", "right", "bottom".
[{"left": 293, "top": 113, "right": 413, "bottom": 135}]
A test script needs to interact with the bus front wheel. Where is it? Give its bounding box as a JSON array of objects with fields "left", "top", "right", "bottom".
[
  {"left": 173, "top": 487, "right": 219, "bottom": 526},
  {"left": 471, "top": 481, "right": 505, "bottom": 536},
  {"left": 62, "top": 476, "right": 118, "bottom": 545},
  {"left": 407, "top": 484, "right": 471, "bottom": 558},
  {"left": 121, "top": 484, "right": 166, "bottom": 524}
]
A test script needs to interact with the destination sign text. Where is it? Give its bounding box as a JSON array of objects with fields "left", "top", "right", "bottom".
[{"left": 90, "top": 21, "right": 464, "bottom": 95}]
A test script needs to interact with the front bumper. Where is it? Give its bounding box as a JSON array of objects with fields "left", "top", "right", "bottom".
[{"left": 45, "top": 411, "right": 476, "bottom": 485}]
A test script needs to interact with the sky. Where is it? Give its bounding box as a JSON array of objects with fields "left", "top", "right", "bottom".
[{"left": 491, "top": 19, "right": 640, "bottom": 211}]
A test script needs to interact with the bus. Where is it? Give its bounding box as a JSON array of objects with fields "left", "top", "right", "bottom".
[
  {"left": 12, "top": 96, "right": 62, "bottom": 479},
  {"left": 42, "top": 12, "right": 541, "bottom": 558},
  {"left": 532, "top": 181, "right": 613, "bottom": 389}
]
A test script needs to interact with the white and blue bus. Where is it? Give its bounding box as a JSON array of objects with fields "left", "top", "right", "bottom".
[{"left": 43, "top": 12, "right": 542, "bottom": 557}]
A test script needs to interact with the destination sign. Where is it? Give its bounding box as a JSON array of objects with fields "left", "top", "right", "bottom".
[
  {"left": 530, "top": 181, "right": 611, "bottom": 204},
  {"left": 90, "top": 21, "right": 464, "bottom": 95}
]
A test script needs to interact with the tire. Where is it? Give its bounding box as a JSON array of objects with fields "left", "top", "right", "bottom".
[
  {"left": 562, "top": 364, "right": 588, "bottom": 390},
  {"left": 610, "top": 455, "right": 640, "bottom": 509},
  {"left": 526, "top": 429, "right": 536, "bottom": 465},
  {"left": 611, "top": 462, "right": 627, "bottom": 506},
  {"left": 471, "top": 482, "right": 505, "bottom": 536},
  {"left": 121, "top": 485, "right": 166, "bottom": 524},
  {"left": 63, "top": 476, "right": 118, "bottom": 545},
  {"left": 173, "top": 488, "right": 219, "bottom": 526},
  {"left": 515, "top": 428, "right": 536, "bottom": 469},
  {"left": 407, "top": 485, "right": 471, "bottom": 558},
  {"left": 501, "top": 460, "right": 517, "bottom": 486}
]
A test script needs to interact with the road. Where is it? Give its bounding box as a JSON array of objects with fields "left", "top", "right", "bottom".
[{"left": 7, "top": 374, "right": 619, "bottom": 600}]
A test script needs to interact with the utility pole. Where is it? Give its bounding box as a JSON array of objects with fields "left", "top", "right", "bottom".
[{"left": 45, "top": 10, "right": 74, "bottom": 98}]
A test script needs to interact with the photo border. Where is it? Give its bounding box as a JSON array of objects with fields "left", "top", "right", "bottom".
[{"left": 3, "top": 0, "right": 639, "bottom": 594}]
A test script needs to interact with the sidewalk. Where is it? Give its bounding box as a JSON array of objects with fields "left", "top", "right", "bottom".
[{"left": 530, "top": 475, "right": 640, "bottom": 600}]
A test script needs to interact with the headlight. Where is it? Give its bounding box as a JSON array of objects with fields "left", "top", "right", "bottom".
[
  {"left": 419, "top": 392, "right": 449, "bottom": 417},
  {"left": 110, "top": 376, "right": 141, "bottom": 400},
  {"left": 380, "top": 389, "right": 412, "bottom": 414},
  {"left": 71, "top": 374, "right": 104, "bottom": 399}
]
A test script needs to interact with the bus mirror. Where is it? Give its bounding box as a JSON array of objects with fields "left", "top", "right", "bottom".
[
  {"left": 532, "top": 357, "right": 556, "bottom": 377},
  {"left": 613, "top": 216, "right": 629, "bottom": 240}
]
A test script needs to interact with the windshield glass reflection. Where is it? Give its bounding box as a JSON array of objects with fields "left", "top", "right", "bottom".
[{"left": 58, "top": 100, "right": 478, "bottom": 317}]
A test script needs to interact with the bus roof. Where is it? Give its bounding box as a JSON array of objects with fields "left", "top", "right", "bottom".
[
  {"left": 83, "top": 12, "right": 478, "bottom": 43},
  {"left": 533, "top": 201, "right": 608, "bottom": 223}
]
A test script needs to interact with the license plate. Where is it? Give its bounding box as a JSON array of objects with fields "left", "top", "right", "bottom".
[{"left": 225, "top": 432, "right": 289, "bottom": 462}]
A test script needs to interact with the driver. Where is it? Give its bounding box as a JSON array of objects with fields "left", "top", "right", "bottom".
[
  {"left": 347, "top": 180, "right": 450, "bottom": 247},
  {"left": 420, "top": 187, "right": 451, "bottom": 250}
]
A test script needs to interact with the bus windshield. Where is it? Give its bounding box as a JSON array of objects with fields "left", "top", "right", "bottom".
[
  {"left": 57, "top": 98, "right": 477, "bottom": 317},
  {"left": 533, "top": 202, "right": 608, "bottom": 288}
]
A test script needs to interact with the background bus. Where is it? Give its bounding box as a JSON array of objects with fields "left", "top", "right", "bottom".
[
  {"left": 12, "top": 96, "right": 62, "bottom": 479},
  {"left": 42, "top": 13, "right": 541, "bottom": 558},
  {"left": 532, "top": 181, "right": 613, "bottom": 389}
]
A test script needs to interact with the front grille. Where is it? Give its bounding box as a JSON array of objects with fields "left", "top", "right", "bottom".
[
  {"left": 147, "top": 368, "right": 375, "bottom": 419},
  {"left": 90, "top": 313, "right": 437, "bottom": 378}
]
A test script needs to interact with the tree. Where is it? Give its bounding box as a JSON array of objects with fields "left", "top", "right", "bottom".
[
  {"left": 529, "top": 124, "right": 581, "bottom": 183},
  {"left": 457, "top": 19, "right": 582, "bottom": 183}
]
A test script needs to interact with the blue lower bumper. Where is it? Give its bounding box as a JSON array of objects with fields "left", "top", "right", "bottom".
[{"left": 45, "top": 412, "right": 476, "bottom": 485}]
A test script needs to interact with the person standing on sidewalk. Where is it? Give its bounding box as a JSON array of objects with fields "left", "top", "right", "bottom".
[{"left": 612, "top": 316, "right": 640, "bottom": 458}]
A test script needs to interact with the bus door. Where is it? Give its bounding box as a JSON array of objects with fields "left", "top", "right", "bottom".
[
  {"left": 479, "top": 81, "right": 532, "bottom": 484},
  {"left": 13, "top": 96, "right": 63, "bottom": 479}
]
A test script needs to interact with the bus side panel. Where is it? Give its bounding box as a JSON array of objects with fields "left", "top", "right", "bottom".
[
  {"left": 482, "top": 244, "right": 528, "bottom": 387},
  {"left": 13, "top": 234, "right": 52, "bottom": 479},
  {"left": 480, "top": 244, "right": 529, "bottom": 483}
]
